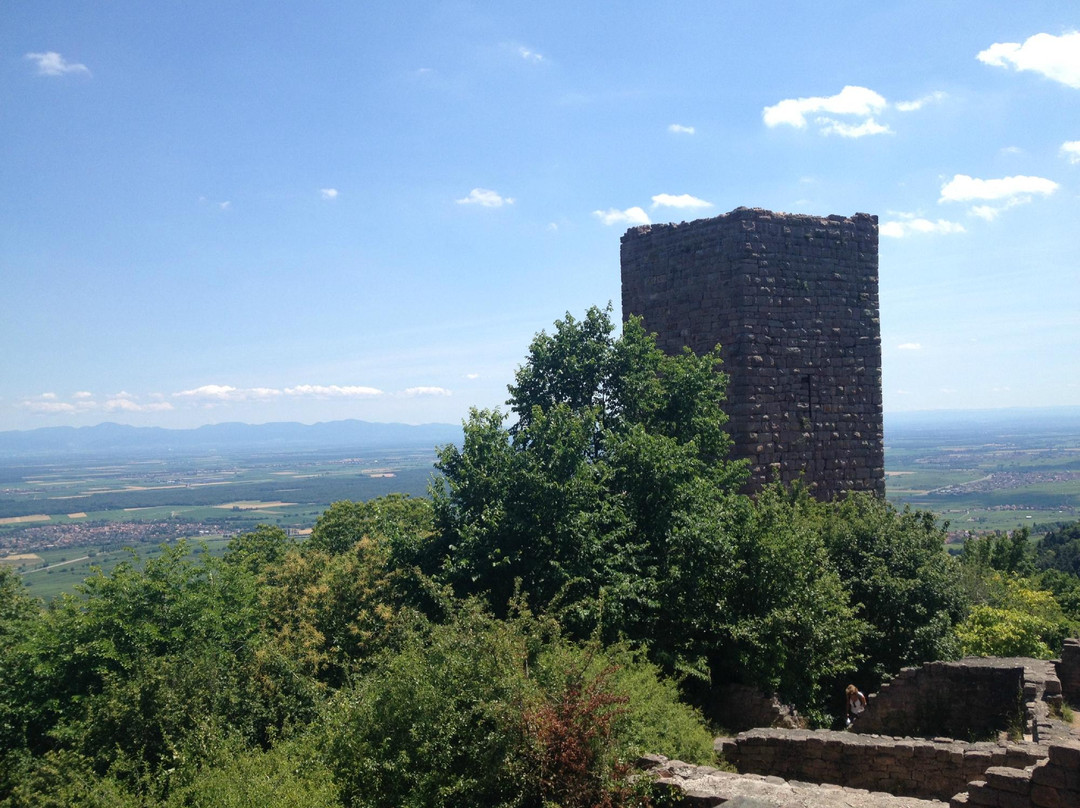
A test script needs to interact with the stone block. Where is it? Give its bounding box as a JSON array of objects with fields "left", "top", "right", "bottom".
[
  {"left": 1030, "top": 784, "right": 1064, "bottom": 808},
  {"left": 983, "top": 766, "right": 1032, "bottom": 794}
]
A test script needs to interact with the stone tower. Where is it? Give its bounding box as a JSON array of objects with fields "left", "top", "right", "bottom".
[{"left": 620, "top": 207, "right": 884, "bottom": 499}]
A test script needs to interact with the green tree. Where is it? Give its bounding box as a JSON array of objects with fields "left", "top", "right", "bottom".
[
  {"left": 308, "top": 494, "right": 433, "bottom": 556},
  {"left": 223, "top": 524, "right": 294, "bottom": 575},
  {"left": 819, "top": 494, "right": 967, "bottom": 684},
  {"left": 430, "top": 307, "right": 747, "bottom": 666},
  {"left": 954, "top": 573, "right": 1075, "bottom": 658}
]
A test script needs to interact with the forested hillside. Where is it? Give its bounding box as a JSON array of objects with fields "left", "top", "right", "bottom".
[{"left": 2, "top": 308, "right": 1078, "bottom": 808}]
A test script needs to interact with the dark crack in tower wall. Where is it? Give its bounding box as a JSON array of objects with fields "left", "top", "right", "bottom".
[{"left": 620, "top": 207, "right": 884, "bottom": 499}]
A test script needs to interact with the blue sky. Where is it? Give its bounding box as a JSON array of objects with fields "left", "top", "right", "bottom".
[{"left": 2, "top": 2, "right": 1078, "bottom": 431}]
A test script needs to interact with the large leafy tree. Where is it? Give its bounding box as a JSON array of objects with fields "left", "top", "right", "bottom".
[
  {"left": 819, "top": 495, "right": 967, "bottom": 685},
  {"left": 428, "top": 307, "right": 862, "bottom": 703},
  {"left": 430, "top": 308, "right": 746, "bottom": 659}
]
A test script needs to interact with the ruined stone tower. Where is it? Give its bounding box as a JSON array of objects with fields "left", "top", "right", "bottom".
[{"left": 620, "top": 207, "right": 884, "bottom": 499}]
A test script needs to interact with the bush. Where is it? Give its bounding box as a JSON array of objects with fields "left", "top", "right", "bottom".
[{"left": 321, "top": 603, "right": 712, "bottom": 808}]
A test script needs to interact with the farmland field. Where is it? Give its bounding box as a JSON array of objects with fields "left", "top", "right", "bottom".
[
  {"left": 4, "top": 408, "right": 1080, "bottom": 599},
  {"left": 0, "top": 444, "right": 441, "bottom": 598},
  {"left": 884, "top": 408, "right": 1080, "bottom": 541}
]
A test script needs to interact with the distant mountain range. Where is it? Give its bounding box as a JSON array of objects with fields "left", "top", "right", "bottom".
[
  {"left": 2, "top": 406, "right": 1078, "bottom": 458},
  {"left": 0, "top": 419, "right": 464, "bottom": 457}
]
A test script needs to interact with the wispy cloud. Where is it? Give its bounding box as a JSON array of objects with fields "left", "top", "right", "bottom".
[
  {"left": 897, "top": 343, "right": 923, "bottom": 350},
  {"left": 894, "top": 91, "right": 947, "bottom": 112},
  {"left": 456, "top": 188, "right": 514, "bottom": 207},
  {"left": 879, "top": 217, "right": 965, "bottom": 238},
  {"left": 518, "top": 46, "right": 544, "bottom": 63},
  {"left": 763, "top": 85, "right": 891, "bottom": 137},
  {"left": 977, "top": 31, "right": 1080, "bottom": 89},
  {"left": 401, "top": 386, "right": 452, "bottom": 397},
  {"left": 593, "top": 207, "right": 650, "bottom": 226},
  {"left": 668, "top": 123, "right": 695, "bottom": 134},
  {"left": 939, "top": 174, "right": 1058, "bottom": 219},
  {"left": 283, "top": 385, "right": 383, "bottom": 398},
  {"left": 104, "top": 397, "right": 173, "bottom": 413},
  {"left": 320, "top": 188, "right": 339, "bottom": 200},
  {"left": 1061, "top": 141, "right": 1080, "bottom": 165},
  {"left": 25, "top": 51, "right": 90, "bottom": 77},
  {"left": 20, "top": 391, "right": 171, "bottom": 414},
  {"left": 651, "top": 193, "right": 712, "bottom": 210}
]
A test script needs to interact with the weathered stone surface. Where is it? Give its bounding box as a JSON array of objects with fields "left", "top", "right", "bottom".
[
  {"left": 855, "top": 657, "right": 1061, "bottom": 740},
  {"left": 620, "top": 208, "right": 883, "bottom": 499},
  {"left": 637, "top": 755, "right": 947, "bottom": 808},
  {"left": 721, "top": 728, "right": 1045, "bottom": 801}
]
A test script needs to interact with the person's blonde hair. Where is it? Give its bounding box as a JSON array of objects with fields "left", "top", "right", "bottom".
[{"left": 845, "top": 684, "right": 858, "bottom": 696}]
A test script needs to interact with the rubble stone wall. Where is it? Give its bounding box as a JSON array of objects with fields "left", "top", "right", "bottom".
[
  {"left": 719, "top": 729, "right": 1044, "bottom": 801},
  {"left": 1056, "top": 638, "right": 1080, "bottom": 705},
  {"left": 854, "top": 660, "right": 1027, "bottom": 739},
  {"left": 620, "top": 208, "right": 883, "bottom": 499},
  {"left": 951, "top": 743, "right": 1080, "bottom": 808}
]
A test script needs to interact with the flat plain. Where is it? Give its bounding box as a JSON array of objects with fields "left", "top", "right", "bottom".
[{"left": 3, "top": 408, "right": 1079, "bottom": 599}]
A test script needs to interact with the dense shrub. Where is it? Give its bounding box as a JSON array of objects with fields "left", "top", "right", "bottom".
[{"left": 321, "top": 603, "right": 712, "bottom": 808}]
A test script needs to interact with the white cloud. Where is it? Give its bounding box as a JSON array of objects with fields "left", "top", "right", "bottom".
[
  {"left": 25, "top": 51, "right": 90, "bottom": 77},
  {"left": 898, "top": 343, "right": 923, "bottom": 350},
  {"left": 40, "top": 392, "right": 58, "bottom": 400},
  {"left": 320, "top": 188, "right": 339, "bottom": 200},
  {"left": 816, "top": 117, "right": 891, "bottom": 138},
  {"left": 939, "top": 174, "right": 1058, "bottom": 219},
  {"left": 22, "top": 400, "right": 77, "bottom": 414},
  {"left": 668, "top": 123, "right": 695, "bottom": 134},
  {"left": 940, "top": 174, "right": 1059, "bottom": 202},
  {"left": 175, "top": 384, "right": 242, "bottom": 401},
  {"left": 894, "top": 91, "right": 947, "bottom": 112},
  {"left": 518, "top": 46, "right": 544, "bottom": 63},
  {"left": 879, "top": 218, "right": 966, "bottom": 238},
  {"left": 763, "top": 85, "right": 890, "bottom": 137},
  {"left": 977, "top": 31, "right": 1080, "bottom": 89},
  {"left": 465, "top": 373, "right": 480, "bottom": 380},
  {"left": 104, "top": 398, "right": 174, "bottom": 413},
  {"left": 456, "top": 188, "right": 514, "bottom": 207},
  {"left": 593, "top": 207, "right": 650, "bottom": 226},
  {"left": 219, "top": 201, "right": 231, "bottom": 211},
  {"left": 401, "top": 386, "right": 452, "bottom": 397},
  {"left": 1061, "top": 141, "right": 1080, "bottom": 165},
  {"left": 651, "top": 193, "right": 712, "bottom": 210},
  {"left": 73, "top": 391, "right": 93, "bottom": 400},
  {"left": 284, "top": 384, "right": 383, "bottom": 398}
]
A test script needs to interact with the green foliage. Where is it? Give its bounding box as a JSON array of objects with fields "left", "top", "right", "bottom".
[
  {"left": 164, "top": 738, "right": 340, "bottom": 808},
  {"left": 308, "top": 494, "right": 433, "bottom": 556},
  {"left": 819, "top": 493, "right": 967, "bottom": 684},
  {"left": 430, "top": 307, "right": 748, "bottom": 671},
  {"left": 961, "top": 529, "right": 1035, "bottom": 576},
  {"left": 716, "top": 484, "right": 860, "bottom": 709},
  {"left": 259, "top": 540, "right": 403, "bottom": 687},
  {"left": 0, "top": 749, "right": 142, "bottom": 808},
  {"left": 223, "top": 524, "right": 294, "bottom": 575},
  {"left": 321, "top": 603, "right": 711, "bottom": 808},
  {"left": 954, "top": 572, "right": 1076, "bottom": 658},
  {"left": 6, "top": 544, "right": 320, "bottom": 789},
  {"left": 1035, "top": 519, "right": 1080, "bottom": 577}
]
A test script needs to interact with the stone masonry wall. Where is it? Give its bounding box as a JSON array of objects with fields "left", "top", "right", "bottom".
[
  {"left": 718, "top": 729, "right": 1045, "bottom": 802},
  {"left": 620, "top": 207, "right": 883, "bottom": 499},
  {"left": 951, "top": 743, "right": 1080, "bottom": 808},
  {"left": 854, "top": 659, "right": 1060, "bottom": 741},
  {"left": 1056, "top": 638, "right": 1080, "bottom": 705}
]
